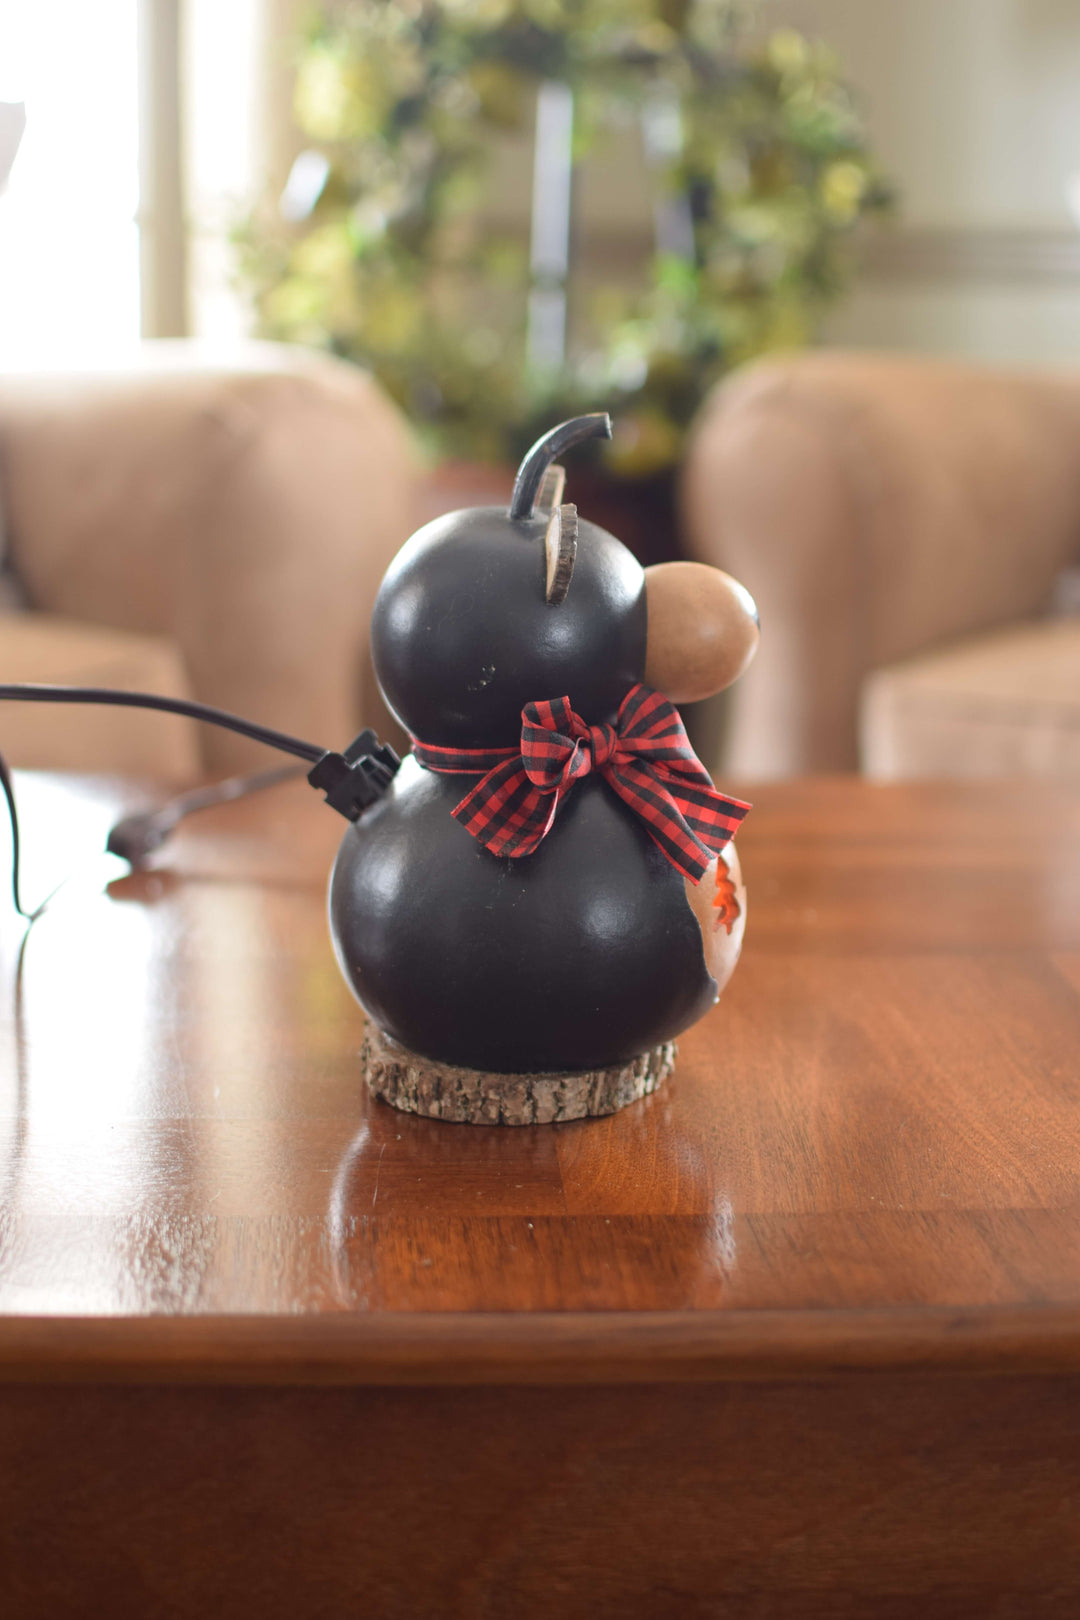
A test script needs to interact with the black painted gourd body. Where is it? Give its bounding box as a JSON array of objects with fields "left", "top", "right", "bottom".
[{"left": 329, "top": 503, "right": 719, "bottom": 1074}]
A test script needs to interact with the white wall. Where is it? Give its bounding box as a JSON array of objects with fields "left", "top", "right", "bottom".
[{"left": 768, "top": 0, "right": 1080, "bottom": 363}]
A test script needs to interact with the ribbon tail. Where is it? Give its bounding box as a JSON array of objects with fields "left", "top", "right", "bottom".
[
  {"left": 653, "top": 765, "right": 751, "bottom": 856},
  {"left": 451, "top": 757, "right": 560, "bottom": 859},
  {"left": 604, "top": 760, "right": 749, "bottom": 883}
]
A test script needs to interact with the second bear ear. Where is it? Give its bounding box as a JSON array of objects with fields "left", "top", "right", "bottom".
[
  {"left": 644, "top": 562, "right": 759, "bottom": 703},
  {"left": 544, "top": 503, "right": 577, "bottom": 604},
  {"left": 536, "top": 461, "right": 566, "bottom": 513}
]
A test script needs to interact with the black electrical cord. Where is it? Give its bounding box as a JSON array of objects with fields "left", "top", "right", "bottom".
[
  {"left": 0, "top": 746, "right": 26, "bottom": 917},
  {"left": 0, "top": 682, "right": 401, "bottom": 921},
  {"left": 0, "top": 685, "right": 327, "bottom": 763},
  {"left": 0, "top": 683, "right": 333, "bottom": 922},
  {"left": 106, "top": 762, "right": 306, "bottom": 865}
]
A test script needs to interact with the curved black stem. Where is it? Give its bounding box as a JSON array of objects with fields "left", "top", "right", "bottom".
[{"left": 509, "top": 413, "right": 612, "bottom": 520}]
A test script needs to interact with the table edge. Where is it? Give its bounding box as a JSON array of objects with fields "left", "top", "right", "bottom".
[{"left": 4, "top": 1305, "right": 1080, "bottom": 1385}]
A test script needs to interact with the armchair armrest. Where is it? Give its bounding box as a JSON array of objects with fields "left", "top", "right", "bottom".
[
  {"left": 681, "top": 353, "right": 1080, "bottom": 775},
  {"left": 0, "top": 342, "right": 417, "bottom": 774}
]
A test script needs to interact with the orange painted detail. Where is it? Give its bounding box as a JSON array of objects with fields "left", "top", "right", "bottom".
[{"left": 713, "top": 863, "right": 741, "bottom": 935}]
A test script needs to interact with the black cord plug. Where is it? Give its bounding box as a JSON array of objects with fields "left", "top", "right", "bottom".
[
  {"left": 106, "top": 811, "right": 175, "bottom": 865},
  {"left": 307, "top": 729, "right": 401, "bottom": 820},
  {"left": 106, "top": 764, "right": 306, "bottom": 866}
]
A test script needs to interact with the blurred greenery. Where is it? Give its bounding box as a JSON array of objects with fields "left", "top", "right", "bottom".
[{"left": 240, "top": 0, "right": 892, "bottom": 475}]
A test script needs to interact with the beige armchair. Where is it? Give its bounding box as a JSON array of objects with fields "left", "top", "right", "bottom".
[
  {"left": 681, "top": 353, "right": 1080, "bottom": 779},
  {"left": 0, "top": 342, "right": 416, "bottom": 780}
]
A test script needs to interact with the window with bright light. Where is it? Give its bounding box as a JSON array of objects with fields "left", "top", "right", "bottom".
[{"left": 0, "top": 0, "right": 141, "bottom": 367}]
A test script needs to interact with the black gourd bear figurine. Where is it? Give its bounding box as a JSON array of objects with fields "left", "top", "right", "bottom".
[{"left": 328, "top": 415, "right": 758, "bottom": 1123}]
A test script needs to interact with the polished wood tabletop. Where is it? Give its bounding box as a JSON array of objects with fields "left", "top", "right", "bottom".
[
  {"left": 3, "top": 771, "right": 1080, "bottom": 1616},
  {"left": 2, "top": 771, "right": 1079, "bottom": 1354}
]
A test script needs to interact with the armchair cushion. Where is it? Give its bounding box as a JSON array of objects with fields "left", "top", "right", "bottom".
[
  {"left": 0, "top": 613, "right": 199, "bottom": 779},
  {"left": 861, "top": 617, "right": 1080, "bottom": 781}
]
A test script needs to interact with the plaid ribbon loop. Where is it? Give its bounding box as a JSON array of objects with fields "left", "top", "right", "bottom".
[{"left": 412, "top": 683, "right": 750, "bottom": 883}]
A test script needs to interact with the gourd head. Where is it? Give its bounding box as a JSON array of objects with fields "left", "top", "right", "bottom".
[{"left": 371, "top": 415, "right": 647, "bottom": 748}]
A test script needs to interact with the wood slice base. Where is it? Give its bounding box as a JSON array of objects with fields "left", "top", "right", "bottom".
[{"left": 360, "top": 1024, "right": 677, "bottom": 1126}]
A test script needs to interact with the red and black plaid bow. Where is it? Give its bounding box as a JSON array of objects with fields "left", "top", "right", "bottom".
[{"left": 412, "top": 683, "right": 750, "bottom": 883}]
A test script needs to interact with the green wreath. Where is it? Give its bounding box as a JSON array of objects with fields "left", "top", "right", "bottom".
[{"left": 242, "top": 0, "right": 890, "bottom": 473}]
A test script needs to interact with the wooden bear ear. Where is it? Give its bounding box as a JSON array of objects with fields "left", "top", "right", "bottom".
[
  {"left": 536, "top": 462, "right": 566, "bottom": 512},
  {"left": 544, "top": 502, "right": 577, "bottom": 604},
  {"left": 644, "top": 562, "right": 759, "bottom": 702}
]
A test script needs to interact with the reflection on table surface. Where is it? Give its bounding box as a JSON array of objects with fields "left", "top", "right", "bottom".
[{"left": 1, "top": 771, "right": 1080, "bottom": 1320}]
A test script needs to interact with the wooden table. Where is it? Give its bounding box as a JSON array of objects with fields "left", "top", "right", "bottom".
[{"left": 2, "top": 772, "right": 1080, "bottom": 1618}]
